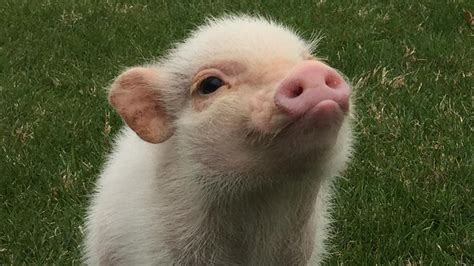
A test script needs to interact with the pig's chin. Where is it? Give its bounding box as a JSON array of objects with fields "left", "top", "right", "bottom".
[
  {"left": 244, "top": 100, "right": 346, "bottom": 167},
  {"left": 249, "top": 96, "right": 346, "bottom": 131},
  {"left": 282, "top": 100, "right": 345, "bottom": 131},
  {"left": 274, "top": 101, "right": 345, "bottom": 154},
  {"left": 251, "top": 99, "right": 346, "bottom": 138}
]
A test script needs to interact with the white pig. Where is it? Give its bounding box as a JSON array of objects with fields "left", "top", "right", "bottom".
[{"left": 84, "top": 15, "right": 354, "bottom": 265}]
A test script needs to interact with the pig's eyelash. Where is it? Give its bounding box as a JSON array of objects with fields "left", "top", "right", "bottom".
[{"left": 191, "top": 70, "right": 228, "bottom": 95}]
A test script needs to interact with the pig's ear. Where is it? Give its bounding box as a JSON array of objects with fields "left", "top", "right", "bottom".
[{"left": 108, "top": 67, "right": 174, "bottom": 144}]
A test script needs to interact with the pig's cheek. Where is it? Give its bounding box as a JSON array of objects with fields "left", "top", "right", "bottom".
[{"left": 249, "top": 89, "right": 291, "bottom": 133}]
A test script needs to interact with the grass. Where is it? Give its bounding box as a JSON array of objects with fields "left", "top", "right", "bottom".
[{"left": 0, "top": 0, "right": 472, "bottom": 264}]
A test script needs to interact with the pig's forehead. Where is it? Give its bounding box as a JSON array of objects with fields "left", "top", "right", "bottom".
[{"left": 166, "top": 16, "right": 314, "bottom": 75}]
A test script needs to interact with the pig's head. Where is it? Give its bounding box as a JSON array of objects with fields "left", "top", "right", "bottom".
[{"left": 109, "top": 16, "right": 354, "bottom": 187}]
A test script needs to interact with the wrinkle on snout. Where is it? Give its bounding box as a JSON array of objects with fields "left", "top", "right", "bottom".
[{"left": 249, "top": 88, "right": 291, "bottom": 134}]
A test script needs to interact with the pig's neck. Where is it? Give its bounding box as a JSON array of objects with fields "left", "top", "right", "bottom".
[{"left": 157, "top": 163, "right": 321, "bottom": 265}]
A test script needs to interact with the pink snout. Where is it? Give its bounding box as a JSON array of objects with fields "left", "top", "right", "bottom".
[{"left": 274, "top": 60, "right": 351, "bottom": 120}]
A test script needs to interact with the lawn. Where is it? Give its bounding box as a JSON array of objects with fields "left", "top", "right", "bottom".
[{"left": 0, "top": 0, "right": 472, "bottom": 264}]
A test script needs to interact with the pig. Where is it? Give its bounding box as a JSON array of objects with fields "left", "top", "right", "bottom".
[{"left": 84, "top": 15, "right": 354, "bottom": 265}]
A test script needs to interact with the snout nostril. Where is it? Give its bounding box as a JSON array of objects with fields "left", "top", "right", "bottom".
[
  {"left": 289, "top": 87, "right": 303, "bottom": 98},
  {"left": 325, "top": 74, "right": 340, "bottom": 89}
]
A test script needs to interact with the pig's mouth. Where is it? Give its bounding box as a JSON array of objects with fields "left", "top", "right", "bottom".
[
  {"left": 247, "top": 86, "right": 349, "bottom": 144},
  {"left": 245, "top": 99, "right": 347, "bottom": 152},
  {"left": 278, "top": 99, "right": 347, "bottom": 134}
]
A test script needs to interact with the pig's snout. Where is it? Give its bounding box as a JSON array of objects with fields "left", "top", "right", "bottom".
[{"left": 274, "top": 61, "right": 351, "bottom": 119}]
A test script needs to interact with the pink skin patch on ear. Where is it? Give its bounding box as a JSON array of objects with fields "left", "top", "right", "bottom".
[{"left": 109, "top": 67, "right": 174, "bottom": 143}]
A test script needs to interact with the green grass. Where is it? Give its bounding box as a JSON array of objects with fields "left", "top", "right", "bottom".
[{"left": 0, "top": 0, "right": 472, "bottom": 264}]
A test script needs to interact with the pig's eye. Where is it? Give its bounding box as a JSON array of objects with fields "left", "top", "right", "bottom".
[{"left": 197, "top": 76, "right": 224, "bottom": 95}]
